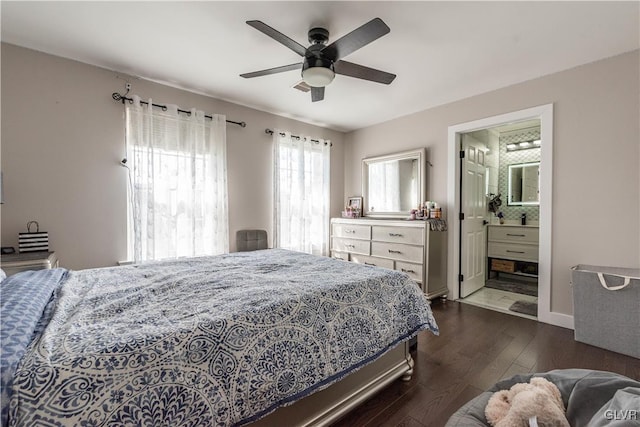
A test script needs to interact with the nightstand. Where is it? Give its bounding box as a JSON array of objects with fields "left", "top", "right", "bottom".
[{"left": 0, "top": 251, "right": 59, "bottom": 277}]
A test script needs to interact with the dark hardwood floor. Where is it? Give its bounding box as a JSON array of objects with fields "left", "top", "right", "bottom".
[{"left": 331, "top": 299, "right": 640, "bottom": 427}]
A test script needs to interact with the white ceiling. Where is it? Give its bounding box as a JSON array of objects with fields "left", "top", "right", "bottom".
[{"left": 2, "top": 1, "right": 638, "bottom": 132}]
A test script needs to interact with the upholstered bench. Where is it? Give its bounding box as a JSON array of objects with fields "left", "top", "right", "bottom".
[
  {"left": 236, "top": 229, "right": 268, "bottom": 252},
  {"left": 445, "top": 369, "right": 640, "bottom": 426}
]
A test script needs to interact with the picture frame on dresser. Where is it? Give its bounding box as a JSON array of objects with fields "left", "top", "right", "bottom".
[{"left": 347, "top": 196, "right": 362, "bottom": 210}]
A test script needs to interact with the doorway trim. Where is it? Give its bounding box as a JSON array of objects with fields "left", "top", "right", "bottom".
[{"left": 447, "top": 103, "right": 574, "bottom": 330}]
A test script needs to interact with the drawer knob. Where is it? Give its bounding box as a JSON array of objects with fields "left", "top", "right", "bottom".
[
  {"left": 401, "top": 268, "right": 416, "bottom": 273},
  {"left": 388, "top": 233, "right": 403, "bottom": 237},
  {"left": 364, "top": 262, "right": 376, "bottom": 266},
  {"left": 345, "top": 244, "right": 355, "bottom": 248},
  {"left": 506, "top": 233, "right": 526, "bottom": 237},
  {"left": 388, "top": 249, "right": 402, "bottom": 254},
  {"left": 506, "top": 250, "right": 525, "bottom": 254},
  {"left": 344, "top": 229, "right": 355, "bottom": 233}
]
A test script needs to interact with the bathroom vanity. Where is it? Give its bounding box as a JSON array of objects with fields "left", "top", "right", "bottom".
[{"left": 487, "top": 224, "right": 539, "bottom": 277}]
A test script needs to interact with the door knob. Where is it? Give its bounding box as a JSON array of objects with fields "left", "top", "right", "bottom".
[{"left": 483, "top": 220, "right": 489, "bottom": 225}]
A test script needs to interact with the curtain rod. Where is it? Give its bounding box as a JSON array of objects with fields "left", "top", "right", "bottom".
[
  {"left": 265, "top": 128, "right": 332, "bottom": 147},
  {"left": 112, "top": 93, "right": 246, "bottom": 128}
]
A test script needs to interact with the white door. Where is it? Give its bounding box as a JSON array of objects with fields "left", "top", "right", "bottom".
[{"left": 460, "top": 134, "right": 488, "bottom": 298}]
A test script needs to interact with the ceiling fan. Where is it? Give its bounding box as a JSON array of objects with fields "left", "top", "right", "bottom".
[{"left": 240, "top": 18, "right": 396, "bottom": 102}]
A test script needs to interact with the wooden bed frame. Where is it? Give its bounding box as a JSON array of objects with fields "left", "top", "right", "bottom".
[{"left": 252, "top": 341, "right": 413, "bottom": 426}]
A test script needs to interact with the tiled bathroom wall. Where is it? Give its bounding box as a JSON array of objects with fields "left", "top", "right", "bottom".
[{"left": 497, "top": 128, "right": 540, "bottom": 222}]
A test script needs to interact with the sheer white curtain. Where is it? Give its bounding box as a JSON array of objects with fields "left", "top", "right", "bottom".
[
  {"left": 125, "top": 95, "right": 228, "bottom": 262},
  {"left": 273, "top": 131, "right": 330, "bottom": 256}
]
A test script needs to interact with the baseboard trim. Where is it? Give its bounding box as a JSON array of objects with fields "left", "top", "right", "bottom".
[{"left": 539, "top": 311, "right": 575, "bottom": 330}]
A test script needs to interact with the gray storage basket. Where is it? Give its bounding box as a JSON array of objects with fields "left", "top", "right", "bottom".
[{"left": 571, "top": 265, "right": 640, "bottom": 359}]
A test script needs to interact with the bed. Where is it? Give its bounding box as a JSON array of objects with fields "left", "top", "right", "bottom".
[{"left": 1, "top": 248, "right": 439, "bottom": 426}]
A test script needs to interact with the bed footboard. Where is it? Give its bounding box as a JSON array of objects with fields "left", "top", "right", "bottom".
[{"left": 251, "top": 340, "right": 413, "bottom": 427}]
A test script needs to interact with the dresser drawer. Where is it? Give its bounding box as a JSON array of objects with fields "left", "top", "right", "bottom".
[
  {"left": 350, "top": 254, "right": 394, "bottom": 270},
  {"left": 332, "top": 223, "right": 371, "bottom": 240},
  {"left": 488, "top": 226, "right": 539, "bottom": 244},
  {"left": 395, "top": 261, "right": 423, "bottom": 283},
  {"left": 331, "top": 251, "right": 350, "bottom": 261},
  {"left": 371, "top": 242, "right": 423, "bottom": 263},
  {"left": 331, "top": 238, "right": 370, "bottom": 255},
  {"left": 488, "top": 242, "right": 538, "bottom": 262},
  {"left": 372, "top": 226, "right": 424, "bottom": 245}
]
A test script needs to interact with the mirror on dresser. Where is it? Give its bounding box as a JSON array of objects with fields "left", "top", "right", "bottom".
[{"left": 362, "top": 148, "right": 425, "bottom": 218}]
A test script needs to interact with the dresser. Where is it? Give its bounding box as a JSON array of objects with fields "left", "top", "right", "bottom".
[
  {"left": 487, "top": 225, "right": 539, "bottom": 276},
  {"left": 330, "top": 218, "right": 448, "bottom": 299}
]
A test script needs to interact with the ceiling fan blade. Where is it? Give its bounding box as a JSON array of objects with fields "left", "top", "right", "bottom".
[
  {"left": 247, "top": 20, "right": 307, "bottom": 57},
  {"left": 334, "top": 60, "right": 396, "bottom": 84},
  {"left": 240, "top": 63, "right": 301, "bottom": 78},
  {"left": 321, "top": 18, "right": 390, "bottom": 62},
  {"left": 311, "top": 87, "right": 325, "bottom": 102}
]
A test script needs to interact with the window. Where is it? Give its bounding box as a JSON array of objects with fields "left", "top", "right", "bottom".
[
  {"left": 273, "top": 131, "right": 330, "bottom": 256},
  {"left": 125, "top": 97, "right": 228, "bottom": 262}
]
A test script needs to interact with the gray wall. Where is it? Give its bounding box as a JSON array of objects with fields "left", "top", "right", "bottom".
[
  {"left": 344, "top": 50, "right": 640, "bottom": 316},
  {"left": 0, "top": 43, "right": 345, "bottom": 269},
  {"left": 3, "top": 42, "right": 639, "bottom": 318}
]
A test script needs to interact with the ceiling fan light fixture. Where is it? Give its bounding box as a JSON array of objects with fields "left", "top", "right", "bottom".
[
  {"left": 302, "top": 66, "right": 335, "bottom": 87},
  {"left": 242, "top": 18, "right": 395, "bottom": 100}
]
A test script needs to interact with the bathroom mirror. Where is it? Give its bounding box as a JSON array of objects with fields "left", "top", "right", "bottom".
[
  {"left": 362, "top": 148, "right": 425, "bottom": 218},
  {"left": 508, "top": 162, "right": 540, "bottom": 205}
]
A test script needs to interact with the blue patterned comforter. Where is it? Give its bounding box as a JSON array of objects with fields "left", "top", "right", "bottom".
[{"left": 4, "top": 249, "right": 438, "bottom": 426}]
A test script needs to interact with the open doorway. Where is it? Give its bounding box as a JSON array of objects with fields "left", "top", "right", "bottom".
[
  {"left": 458, "top": 121, "right": 541, "bottom": 319},
  {"left": 446, "top": 104, "right": 561, "bottom": 326}
]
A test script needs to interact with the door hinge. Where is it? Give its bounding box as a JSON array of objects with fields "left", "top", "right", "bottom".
[
  {"left": 458, "top": 274, "right": 464, "bottom": 282},
  {"left": 459, "top": 212, "right": 465, "bottom": 220},
  {"left": 459, "top": 150, "right": 465, "bottom": 158}
]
